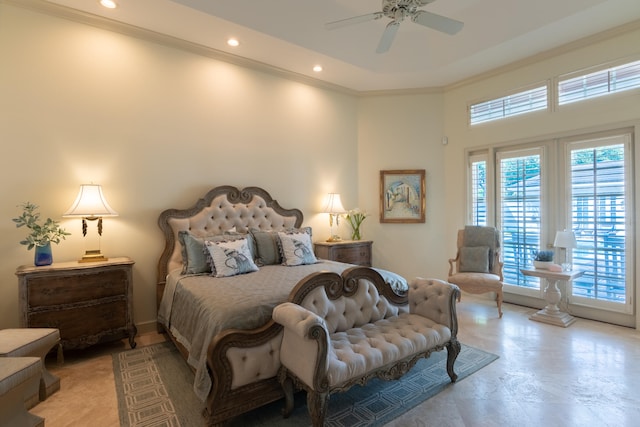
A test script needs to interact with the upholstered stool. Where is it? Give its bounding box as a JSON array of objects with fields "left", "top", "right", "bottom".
[
  {"left": 0, "top": 357, "right": 44, "bottom": 427},
  {"left": 0, "top": 328, "right": 61, "bottom": 408}
]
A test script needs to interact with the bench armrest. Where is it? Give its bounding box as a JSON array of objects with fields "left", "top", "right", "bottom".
[
  {"left": 408, "top": 278, "right": 460, "bottom": 335},
  {"left": 272, "top": 302, "right": 330, "bottom": 389}
]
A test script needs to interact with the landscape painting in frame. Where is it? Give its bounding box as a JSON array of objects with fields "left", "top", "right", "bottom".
[{"left": 380, "top": 169, "right": 426, "bottom": 223}]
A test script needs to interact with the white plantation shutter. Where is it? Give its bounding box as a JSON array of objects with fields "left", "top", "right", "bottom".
[
  {"left": 559, "top": 60, "right": 640, "bottom": 105},
  {"left": 470, "top": 85, "right": 547, "bottom": 125},
  {"left": 497, "top": 149, "right": 543, "bottom": 290}
]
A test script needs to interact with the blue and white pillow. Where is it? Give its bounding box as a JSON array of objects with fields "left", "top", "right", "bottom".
[
  {"left": 277, "top": 231, "right": 317, "bottom": 266},
  {"left": 204, "top": 238, "right": 259, "bottom": 278}
]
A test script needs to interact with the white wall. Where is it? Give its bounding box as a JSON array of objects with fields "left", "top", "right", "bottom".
[{"left": 0, "top": 4, "right": 359, "bottom": 330}]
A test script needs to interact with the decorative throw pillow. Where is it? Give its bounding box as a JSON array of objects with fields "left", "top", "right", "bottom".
[
  {"left": 459, "top": 246, "right": 490, "bottom": 273},
  {"left": 277, "top": 230, "right": 317, "bottom": 266},
  {"left": 179, "top": 231, "right": 255, "bottom": 274},
  {"left": 249, "top": 229, "right": 281, "bottom": 266},
  {"left": 204, "top": 238, "right": 259, "bottom": 278}
]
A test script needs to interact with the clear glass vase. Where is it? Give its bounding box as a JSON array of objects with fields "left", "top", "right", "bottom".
[{"left": 351, "top": 227, "right": 361, "bottom": 241}]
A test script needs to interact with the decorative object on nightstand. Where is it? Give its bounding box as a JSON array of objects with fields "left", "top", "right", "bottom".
[
  {"left": 314, "top": 240, "right": 372, "bottom": 266},
  {"left": 554, "top": 230, "right": 577, "bottom": 271},
  {"left": 345, "top": 208, "right": 369, "bottom": 241},
  {"left": 63, "top": 184, "right": 118, "bottom": 263},
  {"left": 12, "top": 202, "right": 71, "bottom": 266},
  {"left": 532, "top": 249, "right": 554, "bottom": 269},
  {"left": 16, "top": 257, "right": 137, "bottom": 351},
  {"left": 322, "top": 193, "right": 346, "bottom": 242}
]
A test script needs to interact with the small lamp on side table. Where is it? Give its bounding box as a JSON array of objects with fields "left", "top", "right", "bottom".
[
  {"left": 554, "top": 230, "right": 577, "bottom": 271},
  {"left": 322, "top": 193, "right": 346, "bottom": 242}
]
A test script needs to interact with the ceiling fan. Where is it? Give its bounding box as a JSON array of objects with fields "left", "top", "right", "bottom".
[{"left": 325, "top": 0, "right": 464, "bottom": 54}]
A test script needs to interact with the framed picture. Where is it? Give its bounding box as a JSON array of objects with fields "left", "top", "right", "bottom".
[{"left": 380, "top": 169, "right": 426, "bottom": 223}]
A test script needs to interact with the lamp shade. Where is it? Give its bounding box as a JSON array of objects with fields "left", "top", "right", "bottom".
[
  {"left": 322, "top": 193, "right": 346, "bottom": 214},
  {"left": 63, "top": 184, "right": 118, "bottom": 218},
  {"left": 554, "top": 230, "right": 577, "bottom": 249}
]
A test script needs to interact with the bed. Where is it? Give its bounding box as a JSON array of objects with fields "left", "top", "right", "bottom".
[{"left": 156, "top": 185, "right": 408, "bottom": 426}]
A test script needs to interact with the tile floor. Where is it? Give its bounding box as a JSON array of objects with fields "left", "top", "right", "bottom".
[{"left": 30, "top": 295, "right": 640, "bottom": 426}]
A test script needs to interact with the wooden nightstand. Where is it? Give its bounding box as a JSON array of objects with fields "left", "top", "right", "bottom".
[
  {"left": 314, "top": 240, "right": 373, "bottom": 266},
  {"left": 16, "top": 257, "right": 137, "bottom": 351}
]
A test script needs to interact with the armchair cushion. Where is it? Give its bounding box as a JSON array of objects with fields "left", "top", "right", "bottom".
[{"left": 459, "top": 246, "right": 490, "bottom": 273}]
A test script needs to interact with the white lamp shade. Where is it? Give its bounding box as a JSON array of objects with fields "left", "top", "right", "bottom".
[
  {"left": 322, "top": 193, "right": 346, "bottom": 214},
  {"left": 63, "top": 184, "right": 118, "bottom": 218},
  {"left": 554, "top": 230, "right": 577, "bottom": 248}
]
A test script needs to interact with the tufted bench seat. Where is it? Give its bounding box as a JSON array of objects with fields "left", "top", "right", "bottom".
[
  {"left": 0, "top": 357, "right": 44, "bottom": 427},
  {"left": 273, "top": 267, "right": 460, "bottom": 427}
]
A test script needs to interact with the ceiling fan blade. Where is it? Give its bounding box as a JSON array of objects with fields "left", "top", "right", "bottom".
[
  {"left": 325, "top": 12, "right": 384, "bottom": 30},
  {"left": 376, "top": 21, "right": 400, "bottom": 54},
  {"left": 411, "top": 10, "right": 464, "bottom": 35}
]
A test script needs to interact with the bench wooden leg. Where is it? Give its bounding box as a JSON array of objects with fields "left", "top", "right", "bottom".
[
  {"left": 446, "top": 339, "right": 461, "bottom": 383},
  {"left": 280, "top": 375, "right": 294, "bottom": 418},
  {"left": 307, "top": 390, "right": 329, "bottom": 427}
]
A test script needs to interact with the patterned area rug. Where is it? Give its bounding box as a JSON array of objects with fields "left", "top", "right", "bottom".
[{"left": 113, "top": 341, "right": 498, "bottom": 427}]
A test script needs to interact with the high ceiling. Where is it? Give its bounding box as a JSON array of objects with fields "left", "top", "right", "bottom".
[{"left": 44, "top": 0, "right": 640, "bottom": 92}]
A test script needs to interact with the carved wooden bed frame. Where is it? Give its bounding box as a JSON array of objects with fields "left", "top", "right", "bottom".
[{"left": 156, "top": 185, "right": 307, "bottom": 426}]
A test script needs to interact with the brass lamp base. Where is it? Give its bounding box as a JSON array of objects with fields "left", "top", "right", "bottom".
[
  {"left": 326, "top": 235, "right": 342, "bottom": 242},
  {"left": 78, "top": 250, "right": 108, "bottom": 263}
]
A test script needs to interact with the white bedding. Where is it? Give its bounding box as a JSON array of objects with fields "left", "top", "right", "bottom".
[{"left": 158, "top": 260, "right": 408, "bottom": 401}]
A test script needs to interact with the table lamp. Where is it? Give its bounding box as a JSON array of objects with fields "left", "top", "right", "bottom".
[
  {"left": 63, "top": 184, "right": 118, "bottom": 262},
  {"left": 322, "top": 193, "right": 346, "bottom": 242},
  {"left": 554, "top": 230, "right": 577, "bottom": 271}
]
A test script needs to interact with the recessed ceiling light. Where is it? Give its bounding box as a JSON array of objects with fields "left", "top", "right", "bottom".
[
  {"left": 99, "top": 0, "right": 117, "bottom": 9},
  {"left": 227, "top": 38, "right": 240, "bottom": 47},
  {"left": 313, "top": 65, "right": 323, "bottom": 72}
]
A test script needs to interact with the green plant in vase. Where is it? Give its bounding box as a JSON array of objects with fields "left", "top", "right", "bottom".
[
  {"left": 13, "top": 202, "right": 71, "bottom": 266},
  {"left": 345, "top": 209, "right": 369, "bottom": 241}
]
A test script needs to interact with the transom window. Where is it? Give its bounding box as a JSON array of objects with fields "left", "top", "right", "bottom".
[
  {"left": 558, "top": 60, "right": 640, "bottom": 105},
  {"left": 469, "top": 85, "right": 548, "bottom": 125}
]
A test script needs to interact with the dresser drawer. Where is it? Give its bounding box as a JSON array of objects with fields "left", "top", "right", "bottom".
[
  {"left": 26, "top": 269, "right": 127, "bottom": 307},
  {"left": 28, "top": 299, "right": 127, "bottom": 339},
  {"left": 333, "top": 245, "right": 371, "bottom": 265},
  {"left": 314, "top": 241, "right": 373, "bottom": 267}
]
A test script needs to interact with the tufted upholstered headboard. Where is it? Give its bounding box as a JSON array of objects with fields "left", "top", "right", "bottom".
[{"left": 156, "top": 185, "right": 303, "bottom": 304}]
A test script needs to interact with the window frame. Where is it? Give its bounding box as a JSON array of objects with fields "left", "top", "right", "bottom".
[
  {"left": 556, "top": 57, "right": 640, "bottom": 107},
  {"left": 468, "top": 81, "right": 550, "bottom": 126}
]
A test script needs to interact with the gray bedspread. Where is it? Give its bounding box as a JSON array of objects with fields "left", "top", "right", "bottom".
[{"left": 158, "top": 260, "right": 408, "bottom": 401}]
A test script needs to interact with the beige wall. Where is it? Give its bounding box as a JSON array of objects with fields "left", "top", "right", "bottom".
[
  {"left": 0, "top": 4, "right": 359, "bottom": 330},
  {"left": 356, "top": 92, "right": 448, "bottom": 280}
]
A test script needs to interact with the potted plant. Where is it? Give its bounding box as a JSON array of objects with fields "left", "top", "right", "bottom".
[
  {"left": 13, "top": 202, "right": 71, "bottom": 266},
  {"left": 533, "top": 249, "right": 554, "bottom": 269}
]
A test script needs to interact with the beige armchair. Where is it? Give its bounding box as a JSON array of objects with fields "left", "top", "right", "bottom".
[{"left": 448, "top": 226, "right": 503, "bottom": 318}]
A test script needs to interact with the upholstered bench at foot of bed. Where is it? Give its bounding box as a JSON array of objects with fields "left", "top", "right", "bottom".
[
  {"left": 0, "top": 328, "right": 62, "bottom": 408},
  {"left": 0, "top": 357, "right": 44, "bottom": 427},
  {"left": 272, "top": 271, "right": 461, "bottom": 427}
]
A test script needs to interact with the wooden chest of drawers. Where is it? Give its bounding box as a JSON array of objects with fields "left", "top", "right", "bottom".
[
  {"left": 313, "top": 240, "right": 373, "bottom": 266},
  {"left": 16, "top": 257, "right": 137, "bottom": 351}
]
